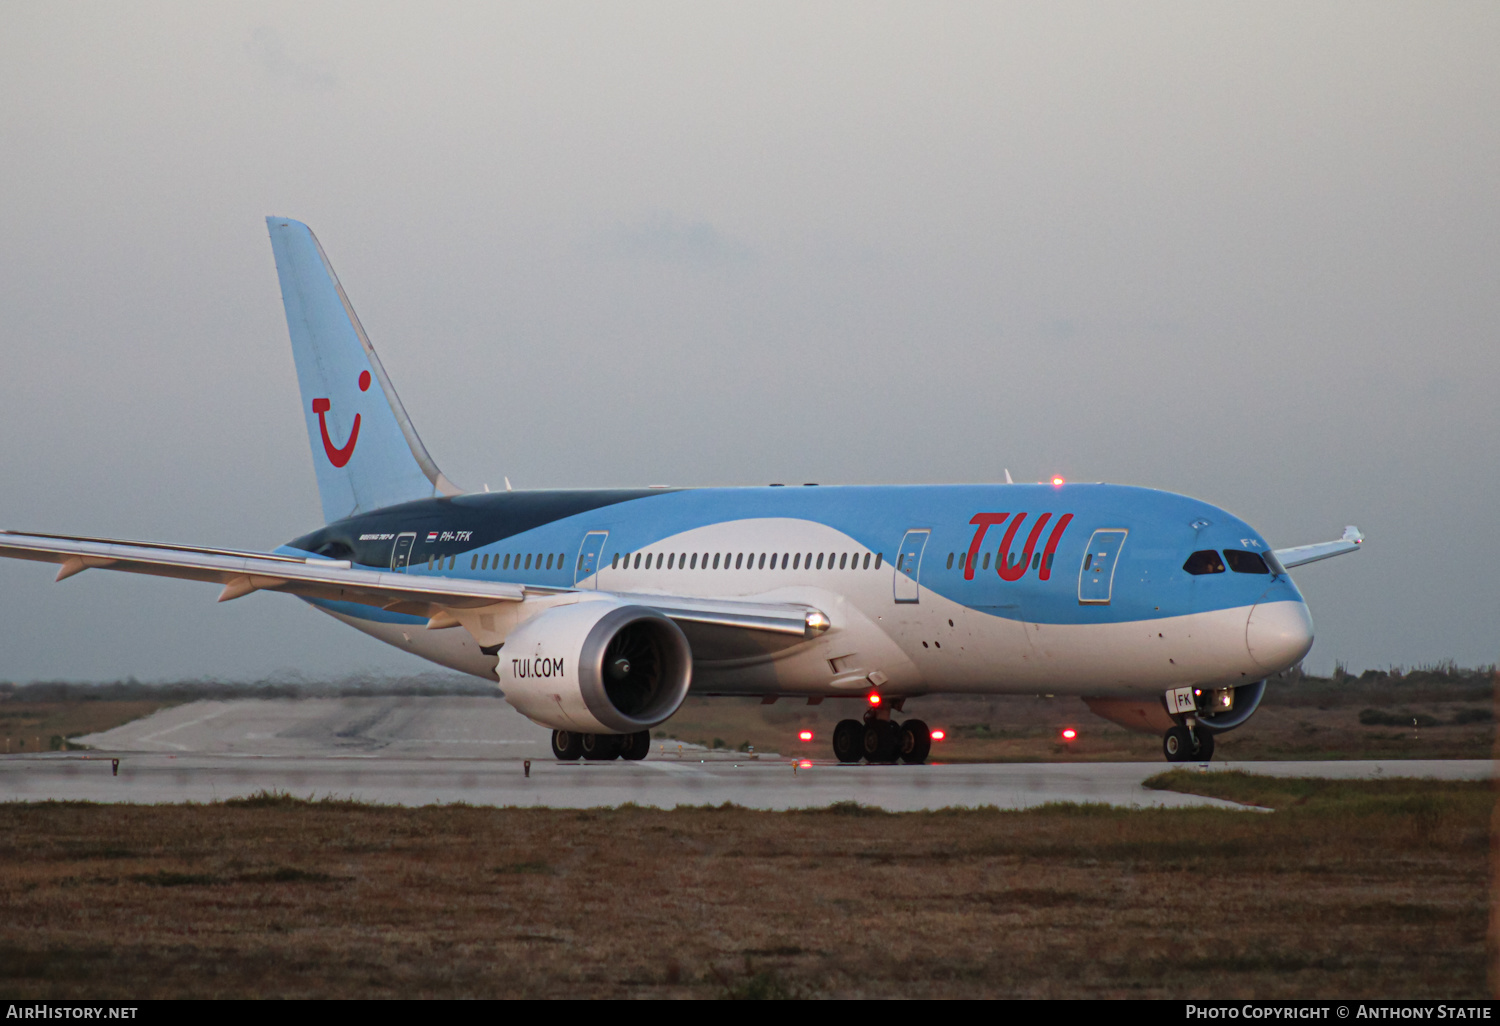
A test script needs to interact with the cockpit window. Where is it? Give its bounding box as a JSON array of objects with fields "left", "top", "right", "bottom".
[
  {"left": 1224, "top": 549, "right": 1270, "bottom": 574},
  {"left": 1183, "top": 550, "right": 1226, "bottom": 575}
]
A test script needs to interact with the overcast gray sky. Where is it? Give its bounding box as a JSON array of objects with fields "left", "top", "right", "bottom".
[{"left": 1, "top": 2, "right": 1495, "bottom": 682}]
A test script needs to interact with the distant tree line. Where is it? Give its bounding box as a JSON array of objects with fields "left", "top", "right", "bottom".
[
  {"left": 1275, "top": 661, "right": 1495, "bottom": 694},
  {"left": 1272, "top": 657, "right": 1494, "bottom": 705}
]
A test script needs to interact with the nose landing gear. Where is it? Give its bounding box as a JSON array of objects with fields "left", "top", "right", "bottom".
[{"left": 1162, "top": 725, "right": 1215, "bottom": 763}]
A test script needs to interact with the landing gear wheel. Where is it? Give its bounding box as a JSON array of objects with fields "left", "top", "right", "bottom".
[
  {"left": 832, "top": 719, "right": 863, "bottom": 764},
  {"left": 551, "top": 729, "right": 584, "bottom": 760},
  {"left": 1194, "top": 730, "right": 1215, "bottom": 762},
  {"left": 1164, "top": 725, "right": 1211, "bottom": 763},
  {"left": 617, "top": 730, "right": 652, "bottom": 761},
  {"left": 898, "top": 719, "right": 932, "bottom": 764},
  {"left": 581, "top": 733, "right": 621, "bottom": 761},
  {"left": 863, "top": 721, "right": 899, "bottom": 764}
]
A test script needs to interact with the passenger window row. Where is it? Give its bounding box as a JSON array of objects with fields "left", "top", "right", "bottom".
[
  {"left": 1183, "top": 549, "right": 1272, "bottom": 576},
  {"left": 609, "top": 551, "right": 884, "bottom": 571},
  {"left": 455, "top": 547, "right": 896, "bottom": 576},
  {"left": 451, "top": 545, "right": 1274, "bottom": 579},
  {"left": 944, "top": 551, "right": 1055, "bottom": 573},
  {"left": 464, "top": 552, "right": 567, "bottom": 572}
]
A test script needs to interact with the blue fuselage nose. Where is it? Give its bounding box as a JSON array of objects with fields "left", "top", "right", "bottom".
[{"left": 1168, "top": 510, "right": 1314, "bottom": 680}]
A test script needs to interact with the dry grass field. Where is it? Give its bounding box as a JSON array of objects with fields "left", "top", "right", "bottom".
[
  {"left": 0, "top": 701, "right": 173, "bottom": 754},
  {"left": 1, "top": 775, "right": 1490, "bottom": 999}
]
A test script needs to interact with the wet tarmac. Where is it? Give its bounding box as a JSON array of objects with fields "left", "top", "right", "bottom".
[{"left": 0, "top": 698, "right": 1487, "bottom": 811}]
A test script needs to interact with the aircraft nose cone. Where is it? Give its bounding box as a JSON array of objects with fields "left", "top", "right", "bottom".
[{"left": 1245, "top": 599, "right": 1314, "bottom": 671}]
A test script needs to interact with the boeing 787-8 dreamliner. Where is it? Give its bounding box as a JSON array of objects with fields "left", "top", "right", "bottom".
[{"left": 0, "top": 218, "right": 1363, "bottom": 763}]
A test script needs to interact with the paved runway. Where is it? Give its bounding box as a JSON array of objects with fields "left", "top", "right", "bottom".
[
  {"left": 73, "top": 695, "right": 554, "bottom": 759},
  {"left": 0, "top": 698, "right": 1487, "bottom": 811}
]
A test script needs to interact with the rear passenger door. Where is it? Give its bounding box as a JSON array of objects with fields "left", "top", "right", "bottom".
[{"left": 391, "top": 533, "right": 416, "bottom": 572}]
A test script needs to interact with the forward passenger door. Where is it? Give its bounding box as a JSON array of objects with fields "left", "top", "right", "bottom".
[
  {"left": 893, "top": 529, "right": 930, "bottom": 603},
  {"left": 1078, "top": 529, "right": 1127, "bottom": 604}
]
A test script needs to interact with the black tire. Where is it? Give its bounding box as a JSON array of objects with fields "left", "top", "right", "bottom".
[
  {"left": 1194, "top": 729, "right": 1216, "bottom": 762},
  {"left": 899, "top": 719, "right": 932, "bottom": 764},
  {"left": 1163, "top": 725, "right": 1194, "bottom": 762},
  {"left": 832, "top": 719, "right": 863, "bottom": 763},
  {"left": 618, "top": 729, "right": 652, "bottom": 761},
  {"left": 551, "top": 729, "right": 584, "bottom": 760},
  {"left": 863, "top": 721, "right": 899, "bottom": 764},
  {"left": 581, "top": 733, "right": 621, "bottom": 761}
]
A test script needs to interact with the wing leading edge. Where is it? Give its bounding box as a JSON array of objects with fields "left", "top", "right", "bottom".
[
  {"left": 0, "top": 531, "right": 824, "bottom": 637},
  {"left": 1273, "top": 526, "right": 1364, "bottom": 569}
]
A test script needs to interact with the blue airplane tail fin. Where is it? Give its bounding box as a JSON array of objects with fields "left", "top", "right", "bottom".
[{"left": 267, "top": 217, "right": 459, "bottom": 523}]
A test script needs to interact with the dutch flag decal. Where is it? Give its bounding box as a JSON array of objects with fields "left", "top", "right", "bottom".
[{"left": 426, "top": 531, "right": 439, "bottom": 543}]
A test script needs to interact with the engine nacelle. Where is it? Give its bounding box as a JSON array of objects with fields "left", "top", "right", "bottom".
[
  {"left": 497, "top": 599, "right": 693, "bottom": 734},
  {"left": 1196, "top": 679, "right": 1266, "bottom": 734},
  {"left": 1083, "top": 680, "right": 1267, "bottom": 736}
]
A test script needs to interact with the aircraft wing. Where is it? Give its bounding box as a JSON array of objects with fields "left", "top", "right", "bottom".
[
  {"left": 0, "top": 529, "right": 529, "bottom": 610},
  {"left": 605, "top": 592, "right": 825, "bottom": 636},
  {"left": 0, "top": 530, "right": 826, "bottom": 636},
  {"left": 1273, "top": 526, "right": 1364, "bottom": 569}
]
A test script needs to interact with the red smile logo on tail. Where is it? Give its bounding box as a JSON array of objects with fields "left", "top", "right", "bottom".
[{"left": 312, "top": 370, "right": 371, "bottom": 468}]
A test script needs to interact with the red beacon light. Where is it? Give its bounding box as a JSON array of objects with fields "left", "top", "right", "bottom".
[
  {"left": 930, "top": 729, "right": 946, "bottom": 742},
  {"left": 1061, "top": 728, "right": 1077, "bottom": 741},
  {"left": 798, "top": 730, "right": 814, "bottom": 742},
  {"left": 867, "top": 692, "right": 882, "bottom": 706},
  {"left": 1052, "top": 476, "right": 1065, "bottom": 486}
]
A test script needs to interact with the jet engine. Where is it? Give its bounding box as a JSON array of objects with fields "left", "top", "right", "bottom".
[
  {"left": 1195, "top": 679, "right": 1266, "bottom": 734},
  {"left": 496, "top": 599, "right": 693, "bottom": 734},
  {"left": 1083, "top": 679, "right": 1267, "bottom": 736}
]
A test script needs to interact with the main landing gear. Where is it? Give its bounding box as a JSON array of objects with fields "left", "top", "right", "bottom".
[
  {"left": 832, "top": 709, "right": 932, "bottom": 765},
  {"left": 1162, "top": 724, "right": 1215, "bottom": 763},
  {"left": 551, "top": 729, "right": 651, "bottom": 762}
]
